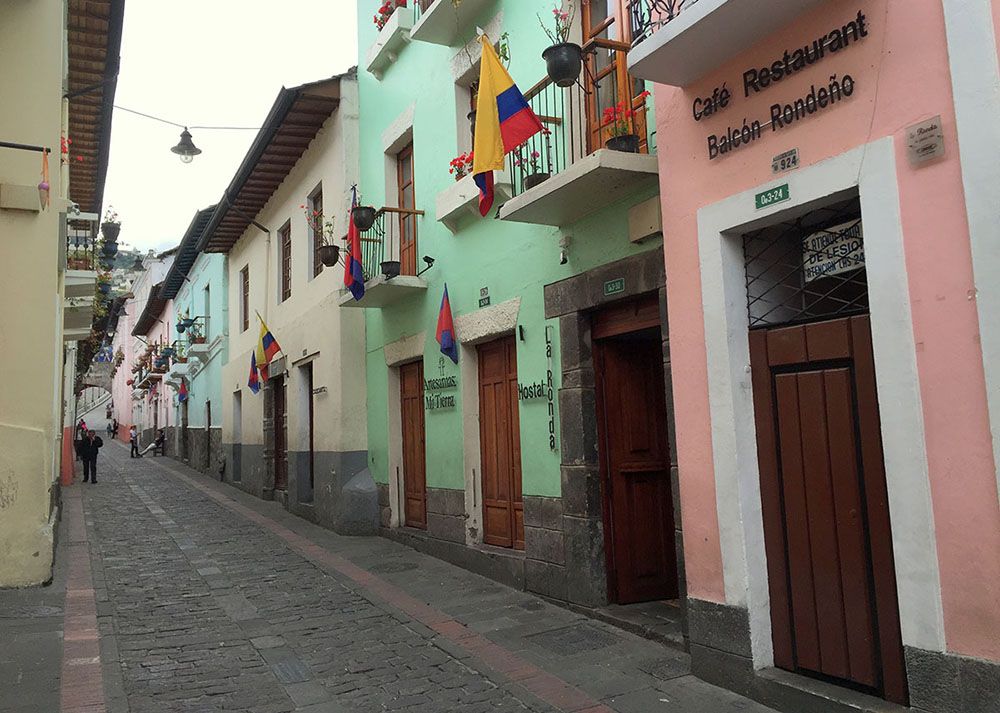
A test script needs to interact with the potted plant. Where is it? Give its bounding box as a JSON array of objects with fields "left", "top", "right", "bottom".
[
  {"left": 101, "top": 206, "right": 121, "bottom": 242},
  {"left": 352, "top": 203, "right": 377, "bottom": 232},
  {"left": 514, "top": 149, "right": 548, "bottom": 190},
  {"left": 301, "top": 204, "right": 342, "bottom": 268},
  {"left": 374, "top": 0, "right": 406, "bottom": 31},
  {"left": 539, "top": 3, "right": 582, "bottom": 88},
  {"left": 188, "top": 324, "right": 206, "bottom": 345},
  {"left": 603, "top": 92, "right": 649, "bottom": 153},
  {"left": 126, "top": 378, "right": 134, "bottom": 386},
  {"left": 449, "top": 151, "right": 474, "bottom": 181},
  {"left": 381, "top": 259, "right": 401, "bottom": 279}
]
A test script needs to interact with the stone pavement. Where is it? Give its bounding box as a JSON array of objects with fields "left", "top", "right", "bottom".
[{"left": 2, "top": 441, "right": 780, "bottom": 713}]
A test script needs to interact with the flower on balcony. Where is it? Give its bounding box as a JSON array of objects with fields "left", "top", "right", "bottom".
[
  {"left": 538, "top": 2, "right": 576, "bottom": 45},
  {"left": 512, "top": 149, "right": 542, "bottom": 174},
  {"left": 374, "top": 0, "right": 406, "bottom": 31},
  {"left": 448, "top": 151, "right": 474, "bottom": 180},
  {"left": 301, "top": 204, "right": 338, "bottom": 245},
  {"left": 602, "top": 92, "right": 651, "bottom": 137}
]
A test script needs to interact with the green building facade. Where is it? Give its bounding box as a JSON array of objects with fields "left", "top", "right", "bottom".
[{"left": 353, "top": 0, "right": 681, "bottom": 610}]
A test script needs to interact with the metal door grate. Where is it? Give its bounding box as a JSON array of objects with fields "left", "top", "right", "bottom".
[{"left": 743, "top": 198, "right": 868, "bottom": 329}]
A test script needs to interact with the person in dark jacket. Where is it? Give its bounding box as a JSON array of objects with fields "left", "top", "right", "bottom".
[{"left": 80, "top": 430, "right": 103, "bottom": 484}]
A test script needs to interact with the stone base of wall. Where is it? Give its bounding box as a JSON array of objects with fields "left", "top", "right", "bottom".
[
  {"left": 686, "top": 598, "right": 1000, "bottom": 713},
  {"left": 221, "top": 443, "right": 375, "bottom": 536},
  {"left": 168, "top": 428, "right": 223, "bottom": 479}
]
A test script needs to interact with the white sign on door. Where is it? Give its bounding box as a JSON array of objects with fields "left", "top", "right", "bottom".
[{"left": 802, "top": 220, "right": 865, "bottom": 282}]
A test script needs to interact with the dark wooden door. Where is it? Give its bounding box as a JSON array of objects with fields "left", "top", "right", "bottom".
[
  {"left": 400, "top": 361, "right": 427, "bottom": 529},
  {"left": 750, "top": 315, "right": 907, "bottom": 704},
  {"left": 595, "top": 329, "right": 677, "bottom": 604},
  {"left": 273, "top": 376, "right": 288, "bottom": 491},
  {"left": 305, "top": 364, "right": 315, "bottom": 491},
  {"left": 478, "top": 336, "right": 524, "bottom": 550}
]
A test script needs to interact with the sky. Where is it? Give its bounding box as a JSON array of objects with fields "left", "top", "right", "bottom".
[{"left": 103, "top": 1, "right": 359, "bottom": 253}]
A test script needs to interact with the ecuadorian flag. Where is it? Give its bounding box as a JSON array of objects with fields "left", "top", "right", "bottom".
[
  {"left": 472, "top": 34, "right": 544, "bottom": 216},
  {"left": 255, "top": 318, "right": 281, "bottom": 382}
]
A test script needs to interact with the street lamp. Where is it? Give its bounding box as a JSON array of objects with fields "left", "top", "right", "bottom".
[{"left": 170, "top": 128, "right": 202, "bottom": 164}]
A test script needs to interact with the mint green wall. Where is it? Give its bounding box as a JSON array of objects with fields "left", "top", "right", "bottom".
[
  {"left": 358, "top": 0, "right": 661, "bottom": 497},
  {"left": 171, "top": 252, "right": 228, "bottom": 429}
]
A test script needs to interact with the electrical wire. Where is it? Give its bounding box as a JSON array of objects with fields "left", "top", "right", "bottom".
[{"left": 113, "top": 105, "right": 261, "bottom": 131}]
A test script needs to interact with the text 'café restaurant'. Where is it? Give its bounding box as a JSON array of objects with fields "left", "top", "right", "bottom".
[{"left": 629, "top": 1, "right": 1000, "bottom": 712}]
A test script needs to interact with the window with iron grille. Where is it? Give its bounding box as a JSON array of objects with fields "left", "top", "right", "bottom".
[
  {"left": 310, "top": 184, "right": 323, "bottom": 278},
  {"left": 279, "top": 221, "right": 292, "bottom": 302},
  {"left": 743, "top": 198, "right": 867, "bottom": 329},
  {"left": 240, "top": 266, "right": 249, "bottom": 332}
]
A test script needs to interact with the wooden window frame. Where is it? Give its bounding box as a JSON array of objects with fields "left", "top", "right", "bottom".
[
  {"left": 309, "top": 184, "right": 324, "bottom": 278},
  {"left": 279, "top": 220, "right": 292, "bottom": 302},
  {"left": 240, "top": 265, "right": 249, "bottom": 332}
]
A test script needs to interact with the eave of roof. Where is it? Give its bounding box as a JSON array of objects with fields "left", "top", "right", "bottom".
[
  {"left": 198, "top": 72, "right": 354, "bottom": 254},
  {"left": 66, "top": 0, "right": 125, "bottom": 217},
  {"left": 160, "top": 206, "right": 217, "bottom": 300},
  {"left": 132, "top": 282, "right": 167, "bottom": 337}
]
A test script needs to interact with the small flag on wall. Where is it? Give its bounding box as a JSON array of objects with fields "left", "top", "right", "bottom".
[
  {"left": 436, "top": 283, "right": 458, "bottom": 364},
  {"left": 177, "top": 378, "right": 188, "bottom": 403},
  {"left": 248, "top": 352, "right": 260, "bottom": 394}
]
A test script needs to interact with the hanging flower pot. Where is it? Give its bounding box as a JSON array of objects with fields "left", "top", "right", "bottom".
[
  {"left": 380, "top": 260, "right": 401, "bottom": 279},
  {"left": 542, "top": 43, "right": 583, "bottom": 88},
  {"left": 98, "top": 282, "right": 111, "bottom": 295},
  {"left": 190, "top": 335, "right": 206, "bottom": 345},
  {"left": 101, "top": 240, "right": 119, "bottom": 257},
  {"left": 605, "top": 134, "right": 641, "bottom": 153},
  {"left": 318, "top": 244, "right": 340, "bottom": 267},
  {"left": 523, "top": 172, "right": 550, "bottom": 191},
  {"left": 352, "top": 206, "right": 377, "bottom": 232},
  {"left": 161, "top": 346, "right": 175, "bottom": 358},
  {"left": 126, "top": 379, "right": 134, "bottom": 386},
  {"left": 101, "top": 222, "right": 121, "bottom": 241}
]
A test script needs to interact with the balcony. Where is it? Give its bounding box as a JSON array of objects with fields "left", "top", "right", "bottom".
[
  {"left": 63, "top": 224, "right": 99, "bottom": 341},
  {"left": 626, "top": 0, "right": 825, "bottom": 87},
  {"left": 366, "top": 6, "right": 414, "bottom": 79},
  {"left": 410, "top": 0, "right": 495, "bottom": 47},
  {"left": 436, "top": 169, "right": 513, "bottom": 233},
  {"left": 338, "top": 207, "right": 429, "bottom": 309},
  {"left": 498, "top": 40, "right": 659, "bottom": 228}
]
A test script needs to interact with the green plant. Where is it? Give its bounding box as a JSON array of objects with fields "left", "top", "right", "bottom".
[{"left": 538, "top": 2, "right": 577, "bottom": 45}]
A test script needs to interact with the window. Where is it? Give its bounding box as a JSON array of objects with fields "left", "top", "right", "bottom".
[
  {"left": 397, "top": 143, "right": 417, "bottom": 276},
  {"left": 240, "top": 266, "right": 249, "bottom": 332},
  {"left": 279, "top": 221, "right": 292, "bottom": 302},
  {"left": 309, "top": 185, "right": 324, "bottom": 278},
  {"left": 203, "top": 284, "right": 211, "bottom": 340}
]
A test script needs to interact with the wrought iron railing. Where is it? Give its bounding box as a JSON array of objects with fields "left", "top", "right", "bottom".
[
  {"left": 627, "top": 0, "right": 699, "bottom": 46},
  {"left": 357, "top": 207, "right": 425, "bottom": 282},
  {"left": 66, "top": 222, "right": 97, "bottom": 270},
  {"left": 506, "top": 39, "right": 653, "bottom": 198},
  {"left": 412, "top": 0, "right": 436, "bottom": 23}
]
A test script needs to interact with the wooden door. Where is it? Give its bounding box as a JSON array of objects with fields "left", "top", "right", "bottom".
[
  {"left": 400, "top": 361, "right": 427, "bottom": 529},
  {"left": 595, "top": 327, "right": 677, "bottom": 604},
  {"left": 181, "top": 399, "right": 189, "bottom": 461},
  {"left": 750, "top": 315, "right": 907, "bottom": 704},
  {"left": 305, "top": 364, "right": 315, "bottom": 491},
  {"left": 478, "top": 336, "right": 524, "bottom": 550},
  {"left": 396, "top": 143, "right": 417, "bottom": 276},
  {"left": 273, "top": 376, "right": 288, "bottom": 491}
]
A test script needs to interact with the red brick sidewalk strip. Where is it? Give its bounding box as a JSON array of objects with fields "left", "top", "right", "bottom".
[
  {"left": 174, "top": 471, "right": 617, "bottom": 713},
  {"left": 60, "top": 489, "right": 107, "bottom": 713}
]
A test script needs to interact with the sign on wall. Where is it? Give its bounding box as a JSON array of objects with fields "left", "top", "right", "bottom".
[
  {"left": 755, "top": 184, "right": 790, "bottom": 210},
  {"left": 604, "top": 278, "right": 626, "bottom": 297},
  {"left": 906, "top": 115, "right": 945, "bottom": 165},
  {"left": 802, "top": 220, "right": 865, "bottom": 282}
]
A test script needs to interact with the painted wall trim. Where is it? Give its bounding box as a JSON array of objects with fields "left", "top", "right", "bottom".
[
  {"left": 941, "top": 0, "right": 1000, "bottom": 504},
  {"left": 696, "top": 139, "right": 945, "bottom": 663},
  {"left": 384, "top": 332, "right": 426, "bottom": 367},
  {"left": 454, "top": 297, "right": 520, "bottom": 345}
]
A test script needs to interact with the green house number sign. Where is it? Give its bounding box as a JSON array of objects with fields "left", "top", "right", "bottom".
[
  {"left": 604, "top": 278, "right": 625, "bottom": 296},
  {"left": 755, "top": 183, "right": 790, "bottom": 210}
]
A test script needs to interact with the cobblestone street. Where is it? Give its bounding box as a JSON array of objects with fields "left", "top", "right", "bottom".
[{"left": 3, "top": 442, "right": 778, "bottom": 713}]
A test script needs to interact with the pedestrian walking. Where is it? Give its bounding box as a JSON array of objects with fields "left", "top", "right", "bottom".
[
  {"left": 80, "top": 430, "right": 103, "bottom": 484},
  {"left": 75, "top": 419, "right": 87, "bottom": 461},
  {"left": 129, "top": 425, "right": 139, "bottom": 458},
  {"left": 106, "top": 421, "right": 113, "bottom": 437},
  {"left": 112, "top": 419, "right": 119, "bottom": 437}
]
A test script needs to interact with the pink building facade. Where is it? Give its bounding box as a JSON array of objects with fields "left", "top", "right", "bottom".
[{"left": 628, "top": 0, "right": 1000, "bottom": 710}]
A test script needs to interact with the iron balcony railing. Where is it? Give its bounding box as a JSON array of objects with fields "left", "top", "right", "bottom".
[
  {"left": 412, "top": 0, "right": 435, "bottom": 23},
  {"left": 356, "top": 206, "right": 425, "bottom": 282},
  {"left": 66, "top": 222, "right": 98, "bottom": 270},
  {"left": 506, "top": 38, "right": 654, "bottom": 198},
  {"left": 627, "top": 0, "right": 700, "bottom": 46}
]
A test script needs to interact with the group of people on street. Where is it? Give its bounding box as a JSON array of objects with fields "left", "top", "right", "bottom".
[{"left": 73, "top": 419, "right": 167, "bottom": 484}]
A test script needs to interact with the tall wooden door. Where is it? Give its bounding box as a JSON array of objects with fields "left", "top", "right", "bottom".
[
  {"left": 594, "top": 317, "right": 677, "bottom": 604},
  {"left": 273, "top": 376, "right": 288, "bottom": 491},
  {"left": 478, "top": 336, "right": 524, "bottom": 549},
  {"left": 396, "top": 143, "right": 417, "bottom": 276},
  {"left": 400, "top": 361, "right": 426, "bottom": 529},
  {"left": 750, "top": 315, "right": 907, "bottom": 704}
]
